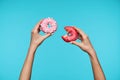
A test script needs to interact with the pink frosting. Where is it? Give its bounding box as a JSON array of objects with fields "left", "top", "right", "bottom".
[{"left": 40, "top": 17, "right": 57, "bottom": 33}]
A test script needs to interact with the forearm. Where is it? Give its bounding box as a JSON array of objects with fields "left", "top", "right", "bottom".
[
  {"left": 19, "top": 45, "right": 37, "bottom": 80},
  {"left": 88, "top": 51, "right": 106, "bottom": 80}
]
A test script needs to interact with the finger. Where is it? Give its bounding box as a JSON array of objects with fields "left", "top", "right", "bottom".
[
  {"left": 33, "top": 20, "right": 43, "bottom": 33},
  {"left": 73, "top": 27, "right": 87, "bottom": 39},
  {"left": 35, "top": 20, "right": 42, "bottom": 29},
  {"left": 70, "top": 41, "right": 80, "bottom": 46},
  {"left": 70, "top": 41, "right": 83, "bottom": 48},
  {"left": 43, "top": 33, "right": 51, "bottom": 39}
]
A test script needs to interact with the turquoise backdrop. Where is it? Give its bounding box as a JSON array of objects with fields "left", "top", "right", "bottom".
[{"left": 0, "top": 0, "right": 120, "bottom": 80}]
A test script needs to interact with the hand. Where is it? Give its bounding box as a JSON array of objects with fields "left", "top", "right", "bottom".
[
  {"left": 70, "top": 27, "right": 106, "bottom": 80},
  {"left": 70, "top": 27, "right": 95, "bottom": 56},
  {"left": 30, "top": 20, "right": 51, "bottom": 49}
]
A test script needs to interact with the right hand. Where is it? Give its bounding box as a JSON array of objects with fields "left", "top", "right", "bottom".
[{"left": 70, "top": 27, "right": 96, "bottom": 56}]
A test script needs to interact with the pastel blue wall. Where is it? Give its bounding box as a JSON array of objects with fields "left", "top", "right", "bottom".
[{"left": 0, "top": 0, "right": 120, "bottom": 80}]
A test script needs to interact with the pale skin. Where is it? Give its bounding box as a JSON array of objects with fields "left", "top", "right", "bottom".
[
  {"left": 19, "top": 21, "right": 106, "bottom": 80},
  {"left": 70, "top": 27, "right": 106, "bottom": 80},
  {"left": 19, "top": 21, "right": 51, "bottom": 80}
]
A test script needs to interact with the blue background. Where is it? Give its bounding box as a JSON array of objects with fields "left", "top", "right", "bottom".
[{"left": 0, "top": 0, "right": 120, "bottom": 80}]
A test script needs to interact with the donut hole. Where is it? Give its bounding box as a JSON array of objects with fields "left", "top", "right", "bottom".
[
  {"left": 48, "top": 23, "right": 52, "bottom": 28},
  {"left": 67, "top": 32, "right": 72, "bottom": 36}
]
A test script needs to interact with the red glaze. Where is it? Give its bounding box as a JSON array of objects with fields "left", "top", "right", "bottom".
[{"left": 62, "top": 26, "right": 79, "bottom": 42}]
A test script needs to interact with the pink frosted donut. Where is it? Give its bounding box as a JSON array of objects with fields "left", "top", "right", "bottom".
[{"left": 40, "top": 17, "right": 57, "bottom": 33}]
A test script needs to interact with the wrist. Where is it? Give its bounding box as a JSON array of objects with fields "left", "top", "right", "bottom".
[
  {"left": 30, "top": 43, "right": 38, "bottom": 49},
  {"left": 28, "top": 44, "right": 37, "bottom": 55},
  {"left": 87, "top": 49, "right": 96, "bottom": 59}
]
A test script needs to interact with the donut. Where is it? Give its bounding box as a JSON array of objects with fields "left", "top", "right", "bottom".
[
  {"left": 40, "top": 17, "right": 57, "bottom": 33},
  {"left": 62, "top": 26, "right": 79, "bottom": 42}
]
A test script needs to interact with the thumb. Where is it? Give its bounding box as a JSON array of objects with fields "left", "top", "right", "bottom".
[
  {"left": 43, "top": 33, "right": 51, "bottom": 39},
  {"left": 70, "top": 41, "right": 83, "bottom": 48},
  {"left": 70, "top": 41, "right": 79, "bottom": 46}
]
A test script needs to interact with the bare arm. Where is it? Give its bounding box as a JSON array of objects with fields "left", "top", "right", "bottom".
[
  {"left": 70, "top": 27, "right": 106, "bottom": 80},
  {"left": 19, "top": 20, "right": 51, "bottom": 80}
]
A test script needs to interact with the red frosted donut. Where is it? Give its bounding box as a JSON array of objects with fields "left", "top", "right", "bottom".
[
  {"left": 40, "top": 17, "right": 57, "bottom": 33},
  {"left": 62, "top": 26, "right": 79, "bottom": 42}
]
